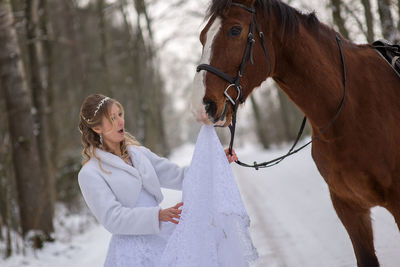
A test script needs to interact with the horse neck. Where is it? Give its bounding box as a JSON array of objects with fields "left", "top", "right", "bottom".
[{"left": 265, "top": 17, "right": 346, "bottom": 133}]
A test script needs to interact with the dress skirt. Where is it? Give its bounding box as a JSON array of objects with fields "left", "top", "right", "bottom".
[{"left": 103, "top": 188, "right": 176, "bottom": 267}]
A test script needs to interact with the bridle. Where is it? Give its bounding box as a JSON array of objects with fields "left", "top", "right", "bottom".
[{"left": 196, "top": 2, "right": 347, "bottom": 170}]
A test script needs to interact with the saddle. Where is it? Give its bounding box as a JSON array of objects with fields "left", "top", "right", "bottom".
[{"left": 372, "top": 39, "right": 400, "bottom": 77}]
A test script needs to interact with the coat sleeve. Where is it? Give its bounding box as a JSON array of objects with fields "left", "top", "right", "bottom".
[
  {"left": 78, "top": 167, "right": 161, "bottom": 235},
  {"left": 138, "top": 146, "right": 189, "bottom": 190}
]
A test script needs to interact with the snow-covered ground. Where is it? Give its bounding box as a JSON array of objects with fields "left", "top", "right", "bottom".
[
  {"left": 2, "top": 140, "right": 399, "bottom": 267},
  {"left": 233, "top": 142, "right": 400, "bottom": 267}
]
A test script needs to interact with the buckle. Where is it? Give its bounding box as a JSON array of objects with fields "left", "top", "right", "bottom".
[
  {"left": 224, "top": 84, "right": 242, "bottom": 106},
  {"left": 248, "top": 32, "right": 255, "bottom": 43}
]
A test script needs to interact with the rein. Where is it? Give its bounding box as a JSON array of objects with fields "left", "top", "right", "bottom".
[{"left": 197, "top": 2, "right": 347, "bottom": 170}]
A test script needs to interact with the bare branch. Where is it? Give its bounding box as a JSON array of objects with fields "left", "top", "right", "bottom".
[{"left": 342, "top": 3, "right": 368, "bottom": 40}]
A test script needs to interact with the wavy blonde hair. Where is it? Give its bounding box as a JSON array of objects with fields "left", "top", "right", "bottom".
[{"left": 78, "top": 94, "right": 141, "bottom": 173}]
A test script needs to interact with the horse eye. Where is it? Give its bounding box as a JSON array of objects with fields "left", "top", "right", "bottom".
[{"left": 228, "top": 26, "right": 242, "bottom": 37}]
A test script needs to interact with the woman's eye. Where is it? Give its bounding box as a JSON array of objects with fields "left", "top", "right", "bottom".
[
  {"left": 119, "top": 112, "right": 122, "bottom": 117},
  {"left": 228, "top": 26, "right": 242, "bottom": 37}
]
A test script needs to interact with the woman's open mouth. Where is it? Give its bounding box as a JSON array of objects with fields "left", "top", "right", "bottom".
[{"left": 118, "top": 129, "right": 124, "bottom": 135}]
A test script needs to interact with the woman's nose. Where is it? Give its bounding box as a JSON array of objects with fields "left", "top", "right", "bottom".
[{"left": 118, "top": 116, "right": 124, "bottom": 126}]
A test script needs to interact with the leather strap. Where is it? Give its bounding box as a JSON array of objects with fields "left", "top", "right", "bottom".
[
  {"left": 197, "top": 64, "right": 235, "bottom": 84},
  {"left": 231, "top": 2, "right": 256, "bottom": 13},
  {"left": 392, "top": 56, "right": 399, "bottom": 68},
  {"left": 235, "top": 35, "right": 347, "bottom": 169},
  {"left": 196, "top": 3, "right": 347, "bottom": 170}
]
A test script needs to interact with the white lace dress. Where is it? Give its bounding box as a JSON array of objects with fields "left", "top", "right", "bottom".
[
  {"left": 104, "top": 125, "right": 258, "bottom": 267},
  {"left": 103, "top": 182, "right": 176, "bottom": 267}
]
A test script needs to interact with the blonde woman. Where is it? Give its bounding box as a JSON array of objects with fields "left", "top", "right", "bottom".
[{"left": 77, "top": 94, "right": 238, "bottom": 266}]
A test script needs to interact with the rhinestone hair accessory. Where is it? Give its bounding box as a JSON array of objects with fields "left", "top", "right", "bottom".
[{"left": 82, "top": 96, "right": 110, "bottom": 122}]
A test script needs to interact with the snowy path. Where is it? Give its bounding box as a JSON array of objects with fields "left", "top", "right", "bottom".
[
  {"left": 1, "top": 221, "right": 110, "bottom": 267},
  {"left": 233, "top": 144, "right": 400, "bottom": 267},
  {"left": 2, "top": 143, "right": 400, "bottom": 267}
]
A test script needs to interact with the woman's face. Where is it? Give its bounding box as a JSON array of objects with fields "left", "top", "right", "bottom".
[{"left": 93, "top": 103, "right": 125, "bottom": 147}]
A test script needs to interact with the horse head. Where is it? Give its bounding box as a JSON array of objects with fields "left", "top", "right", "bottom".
[{"left": 191, "top": 0, "right": 274, "bottom": 127}]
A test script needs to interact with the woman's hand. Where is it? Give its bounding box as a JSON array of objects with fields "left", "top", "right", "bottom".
[
  {"left": 159, "top": 202, "right": 183, "bottom": 224},
  {"left": 224, "top": 148, "right": 238, "bottom": 163}
]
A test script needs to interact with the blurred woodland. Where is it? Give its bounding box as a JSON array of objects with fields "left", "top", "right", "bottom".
[{"left": 0, "top": 0, "right": 399, "bottom": 258}]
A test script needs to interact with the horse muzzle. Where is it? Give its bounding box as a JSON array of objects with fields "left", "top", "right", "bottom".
[{"left": 203, "top": 99, "right": 230, "bottom": 127}]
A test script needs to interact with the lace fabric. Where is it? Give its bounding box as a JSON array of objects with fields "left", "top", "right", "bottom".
[
  {"left": 104, "top": 125, "right": 258, "bottom": 267},
  {"left": 104, "top": 188, "right": 176, "bottom": 267},
  {"left": 159, "top": 125, "right": 258, "bottom": 266}
]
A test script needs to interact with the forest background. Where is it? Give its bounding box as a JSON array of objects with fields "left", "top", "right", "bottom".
[{"left": 0, "top": 0, "right": 398, "bottom": 258}]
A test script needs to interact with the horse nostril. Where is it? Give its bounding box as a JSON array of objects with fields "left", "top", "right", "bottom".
[{"left": 203, "top": 98, "right": 217, "bottom": 117}]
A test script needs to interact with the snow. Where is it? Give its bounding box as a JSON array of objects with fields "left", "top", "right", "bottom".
[
  {"left": 2, "top": 140, "right": 399, "bottom": 267},
  {"left": 1, "top": 219, "right": 110, "bottom": 267},
  {"left": 233, "top": 141, "right": 400, "bottom": 267}
]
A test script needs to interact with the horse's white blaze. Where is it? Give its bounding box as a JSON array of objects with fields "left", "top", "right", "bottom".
[{"left": 191, "top": 17, "right": 222, "bottom": 125}]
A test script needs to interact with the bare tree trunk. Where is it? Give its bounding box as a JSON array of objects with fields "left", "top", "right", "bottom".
[
  {"left": 0, "top": 96, "right": 18, "bottom": 257},
  {"left": 277, "top": 89, "right": 294, "bottom": 141},
  {"left": 97, "top": 0, "right": 112, "bottom": 96},
  {"left": 330, "top": 0, "right": 349, "bottom": 39},
  {"left": 0, "top": 0, "right": 50, "bottom": 247},
  {"left": 377, "top": 0, "right": 397, "bottom": 42},
  {"left": 119, "top": 0, "right": 142, "bottom": 135},
  {"left": 0, "top": 177, "right": 5, "bottom": 243},
  {"left": 140, "top": 0, "right": 168, "bottom": 155},
  {"left": 131, "top": 0, "right": 168, "bottom": 155},
  {"left": 39, "top": 0, "right": 58, "bottom": 170},
  {"left": 277, "top": 89, "right": 310, "bottom": 142},
  {"left": 134, "top": 20, "right": 154, "bottom": 149},
  {"left": 134, "top": 0, "right": 153, "bottom": 41},
  {"left": 250, "top": 95, "right": 270, "bottom": 148},
  {"left": 62, "top": 0, "right": 87, "bottom": 95},
  {"left": 0, "top": 173, "right": 12, "bottom": 257},
  {"left": 330, "top": 0, "right": 350, "bottom": 39},
  {"left": 60, "top": 0, "right": 89, "bottom": 142},
  {"left": 151, "top": 71, "right": 169, "bottom": 155},
  {"left": 360, "top": 0, "right": 375, "bottom": 43},
  {"left": 25, "top": 0, "right": 54, "bottom": 235},
  {"left": 397, "top": 0, "right": 400, "bottom": 41}
]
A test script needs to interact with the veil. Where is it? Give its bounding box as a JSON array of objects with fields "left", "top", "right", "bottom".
[{"left": 158, "top": 125, "right": 258, "bottom": 267}]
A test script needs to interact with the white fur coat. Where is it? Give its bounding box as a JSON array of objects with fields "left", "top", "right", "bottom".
[{"left": 78, "top": 145, "right": 189, "bottom": 235}]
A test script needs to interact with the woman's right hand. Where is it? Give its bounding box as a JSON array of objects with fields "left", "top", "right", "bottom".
[{"left": 159, "top": 202, "right": 183, "bottom": 224}]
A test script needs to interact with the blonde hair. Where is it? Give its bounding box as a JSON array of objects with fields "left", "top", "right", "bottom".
[{"left": 78, "top": 94, "right": 141, "bottom": 173}]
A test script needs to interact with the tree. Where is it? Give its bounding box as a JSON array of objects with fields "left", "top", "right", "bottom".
[
  {"left": 97, "top": 0, "right": 113, "bottom": 96},
  {"left": 330, "top": 0, "right": 350, "bottom": 39},
  {"left": 398, "top": 0, "right": 400, "bottom": 32},
  {"left": 377, "top": 0, "right": 397, "bottom": 42},
  {"left": 25, "top": 0, "right": 54, "bottom": 234},
  {"left": 39, "top": 0, "right": 59, "bottom": 168},
  {"left": 124, "top": 0, "right": 168, "bottom": 155},
  {"left": 118, "top": 0, "right": 145, "bottom": 142},
  {"left": 250, "top": 95, "right": 270, "bottom": 148},
  {"left": 360, "top": 0, "right": 375, "bottom": 43},
  {"left": 0, "top": 0, "right": 51, "bottom": 248},
  {"left": 277, "top": 88, "right": 311, "bottom": 142}
]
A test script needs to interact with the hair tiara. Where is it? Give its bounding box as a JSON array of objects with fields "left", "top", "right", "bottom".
[{"left": 82, "top": 96, "right": 110, "bottom": 122}]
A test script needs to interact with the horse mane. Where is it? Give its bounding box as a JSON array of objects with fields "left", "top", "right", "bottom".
[{"left": 207, "top": 0, "right": 321, "bottom": 39}]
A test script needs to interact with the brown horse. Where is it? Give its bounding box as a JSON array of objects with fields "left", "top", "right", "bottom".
[{"left": 191, "top": 0, "right": 400, "bottom": 266}]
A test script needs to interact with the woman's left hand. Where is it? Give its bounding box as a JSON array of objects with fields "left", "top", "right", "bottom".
[{"left": 224, "top": 148, "right": 238, "bottom": 163}]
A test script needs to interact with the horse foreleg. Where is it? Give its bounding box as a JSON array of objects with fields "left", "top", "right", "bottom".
[{"left": 330, "top": 191, "right": 379, "bottom": 267}]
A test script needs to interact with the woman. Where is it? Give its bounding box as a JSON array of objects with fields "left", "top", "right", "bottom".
[{"left": 77, "top": 94, "right": 238, "bottom": 266}]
